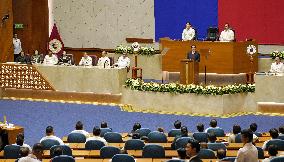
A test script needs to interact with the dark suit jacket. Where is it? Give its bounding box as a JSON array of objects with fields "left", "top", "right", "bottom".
[
  {"left": 189, "top": 155, "right": 203, "bottom": 162},
  {"left": 187, "top": 51, "right": 200, "bottom": 62}
]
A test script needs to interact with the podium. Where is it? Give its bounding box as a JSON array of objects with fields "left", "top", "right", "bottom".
[{"left": 180, "top": 59, "right": 199, "bottom": 84}]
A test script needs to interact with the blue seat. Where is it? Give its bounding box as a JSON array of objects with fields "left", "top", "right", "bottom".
[
  {"left": 104, "top": 132, "right": 123, "bottom": 143},
  {"left": 271, "top": 157, "right": 284, "bottom": 162},
  {"left": 124, "top": 139, "right": 145, "bottom": 150},
  {"left": 235, "top": 134, "right": 242, "bottom": 143},
  {"left": 175, "top": 137, "right": 193, "bottom": 149},
  {"left": 207, "top": 143, "right": 227, "bottom": 151},
  {"left": 100, "top": 146, "right": 121, "bottom": 158},
  {"left": 135, "top": 128, "right": 151, "bottom": 137},
  {"left": 166, "top": 160, "right": 185, "bottom": 162},
  {"left": 193, "top": 132, "right": 208, "bottom": 142},
  {"left": 221, "top": 157, "right": 236, "bottom": 162},
  {"left": 254, "top": 132, "right": 262, "bottom": 137},
  {"left": 148, "top": 131, "right": 167, "bottom": 143},
  {"left": 207, "top": 128, "right": 225, "bottom": 137},
  {"left": 198, "top": 149, "right": 216, "bottom": 159},
  {"left": 67, "top": 133, "right": 86, "bottom": 143},
  {"left": 168, "top": 129, "right": 182, "bottom": 137},
  {"left": 142, "top": 144, "right": 165, "bottom": 158},
  {"left": 257, "top": 147, "right": 264, "bottom": 159},
  {"left": 40, "top": 139, "right": 60, "bottom": 150},
  {"left": 51, "top": 155, "right": 75, "bottom": 162},
  {"left": 100, "top": 128, "right": 112, "bottom": 137},
  {"left": 112, "top": 154, "right": 135, "bottom": 162},
  {"left": 4, "top": 145, "right": 21, "bottom": 159},
  {"left": 266, "top": 139, "right": 284, "bottom": 151},
  {"left": 50, "top": 145, "right": 72, "bottom": 158},
  {"left": 278, "top": 136, "right": 284, "bottom": 140},
  {"left": 85, "top": 140, "right": 105, "bottom": 150}
]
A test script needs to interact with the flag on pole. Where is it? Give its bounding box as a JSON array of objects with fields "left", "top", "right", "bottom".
[{"left": 48, "top": 23, "right": 64, "bottom": 56}]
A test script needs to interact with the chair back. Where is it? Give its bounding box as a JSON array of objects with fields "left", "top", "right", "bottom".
[
  {"left": 50, "top": 145, "right": 72, "bottom": 158},
  {"left": 166, "top": 160, "right": 185, "bottom": 162},
  {"left": 257, "top": 147, "right": 264, "bottom": 159},
  {"left": 271, "top": 157, "right": 284, "bottom": 162},
  {"left": 168, "top": 129, "right": 182, "bottom": 137},
  {"left": 4, "top": 145, "right": 21, "bottom": 159},
  {"left": 89, "top": 55, "right": 98, "bottom": 66},
  {"left": 109, "top": 57, "right": 114, "bottom": 66},
  {"left": 148, "top": 131, "right": 167, "bottom": 143},
  {"left": 112, "top": 154, "right": 135, "bottom": 162},
  {"left": 221, "top": 157, "right": 236, "bottom": 162},
  {"left": 207, "top": 143, "right": 226, "bottom": 151},
  {"left": 67, "top": 133, "right": 86, "bottom": 143},
  {"left": 266, "top": 139, "right": 284, "bottom": 151},
  {"left": 135, "top": 128, "right": 151, "bottom": 137},
  {"left": 142, "top": 144, "right": 165, "bottom": 158},
  {"left": 51, "top": 155, "right": 75, "bottom": 162},
  {"left": 66, "top": 54, "right": 75, "bottom": 65},
  {"left": 124, "top": 139, "right": 145, "bottom": 150},
  {"left": 100, "top": 128, "right": 112, "bottom": 137},
  {"left": 85, "top": 140, "right": 105, "bottom": 150},
  {"left": 235, "top": 134, "right": 242, "bottom": 143},
  {"left": 207, "top": 27, "right": 219, "bottom": 41},
  {"left": 207, "top": 128, "right": 225, "bottom": 137},
  {"left": 41, "top": 139, "right": 60, "bottom": 149},
  {"left": 175, "top": 137, "right": 193, "bottom": 149},
  {"left": 198, "top": 149, "right": 216, "bottom": 159},
  {"left": 278, "top": 136, "right": 284, "bottom": 140},
  {"left": 104, "top": 132, "right": 123, "bottom": 143},
  {"left": 193, "top": 132, "right": 208, "bottom": 142},
  {"left": 100, "top": 146, "right": 121, "bottom": 158}
]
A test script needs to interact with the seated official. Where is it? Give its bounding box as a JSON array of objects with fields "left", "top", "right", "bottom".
[
  {"left": 70, "top": 121, "right": 90, "bottom": 138},
  {"left": 39, "top": 126, "right": 64, "bottom": 145},
  {"left": 269, "top": 57, "right": 284, "bottom": 73},
  {"left": 79, "top": 52, "right": 92, "bottom": 66},
  {"left": 43, "top": 51, "right": 58, "bottom": 65},
  {"left": 58, "top": 51, "right": 72, "bottom": 65},
  {"left": 113, "top": 52, "right": 130, "bottom": 69},
  {"left": 205, "top": 119, "right": 220, "bottom": 132},
  {"left": 31, "top": 50, "right": 44, "bottom": 64},
  {"left": 187, "top": 45, "right": 200, "bottom": 62},
  {"left": 97, "top": 51, "right": 110, "bottom": 68},
  {"left": 86, "top": 126, "right": 108, "bottom": 146},
  {"left": 182, "top": 22, "right": 196, "bottom": 41},
  {"left": 16, "top": 51, "right": 31, "bottom": 64},
  {"left": 219, "top": 23, "right": 235, "bottom": 42},
  {"left": 185, "top": 139, "right": 202, "bottom": 162}
]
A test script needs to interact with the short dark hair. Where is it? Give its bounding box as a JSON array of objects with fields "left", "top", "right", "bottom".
[
  {"left": 16, "top": 133, "right": 24, "bottom": 146},
  {"left": 53, "top": 146, "right": 63, "bottom": 157},
  {"left": 196, "top": 123, "right": 204, "bottom": 132},
  {"left": 208, "top": 132, "right": 217, "bottom": 143},
  {"left": 186, "top": 22, "right": 191, "bottom": 25},
  {"left": 32, "top": 143, "right": 44, "bottom": 154},
  {"left": 188, "top": 139, "right": 200, "bottom": 153},
  {"left": 269, "top": 128, "right": 279, "bottom": 139},
  {"left": 177, "top": 148, "right": 187, "bottom": 159},
  {"left": 217, "top": 148, "right": 226, "bottom": 159},
  {"left": 19, "top": 147, "right": 29, "bottom": 157},
  {"left": 174, "top": 120, "right": 182, "bottom": 129},
  {"left": 268, "top": 145, "right": 278, "bottom": 156},
  {"left": 233, "top": 124, "right": 241, "bottom": 134},
  {"left": 279, "top": 125, "right": 284, "bottom": 134},
  {"left": 157, "top": 127, "right": 164, "bottom": 133},
  {"left": 132, "top": 133, "right": 140, "bottom": 139},
  {"left": 241, "top": 129, "right": 253, "bottom": 142},
  {"left": 75, "top": 121, "right": 83, "bottom": 130},
  {"left": 181, "top": 126, "right": 188, "bottom": 135},
  {"left": 93, "top": 126, "right": 101, "bottom": 136},
  {"left": 46, "top": 126, "right": 53, "bottom": 134},
  {"left": 250, "top": 123, "right": 258, "bottom": 132},
  {"left": 209, "top": 119, "right": 217, "bottom": 127},
  {"left": 132, "top": 123, "right": 141, "bottom": 132},
  {"left": 101, "top": 121, "right": 108, "bottom": 128}
]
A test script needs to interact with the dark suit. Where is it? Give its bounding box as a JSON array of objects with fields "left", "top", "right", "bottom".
[
  {"left": 187, "top": 51, "right": 200, "bottom": 62},
  {"left": 189, "top": 155, "right": 203, "bottom": 162}
]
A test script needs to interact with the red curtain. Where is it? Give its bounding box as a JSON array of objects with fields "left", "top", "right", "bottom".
[{"left": 218, "top": 0, "right": 284, "bottom": 44}]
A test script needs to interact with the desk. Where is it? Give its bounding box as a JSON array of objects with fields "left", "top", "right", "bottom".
[
  {"left": 35, "top": 65, "right": 127, "bottom": 94},
  {"left": 1, "top": 125, "right": 24, "bottom": 144}
]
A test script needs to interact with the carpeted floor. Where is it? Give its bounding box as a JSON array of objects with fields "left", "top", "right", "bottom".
[{"left": 0, "top": 99, "right": 283, "bottom": 146}]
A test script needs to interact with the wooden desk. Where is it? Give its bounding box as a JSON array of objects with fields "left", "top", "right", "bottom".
[
  {"left": 1, "top": 125, "right": 24, "bottom": 144},
  {"left": 217, "top": 136, "right": 271, "bottom": 142}
]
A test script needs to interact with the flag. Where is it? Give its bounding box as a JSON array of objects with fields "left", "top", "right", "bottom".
[{"left": 48, "top": 23, "right": 64, "bottom": 56}]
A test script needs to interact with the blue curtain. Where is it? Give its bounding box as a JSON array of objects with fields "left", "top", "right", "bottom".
[{"left": 154, "top": 0, "right": 218, "bottom": 41}]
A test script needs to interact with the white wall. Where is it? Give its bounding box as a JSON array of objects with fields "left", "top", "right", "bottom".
[{"left": 49, "top": 0, "right": 155, "bottom": 49}]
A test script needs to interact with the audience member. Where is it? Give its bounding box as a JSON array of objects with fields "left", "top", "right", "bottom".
[
  {"left": 228, "top": 124, "right": 241, "bottom": 143},
  {"left": 269, "top": 57, "right": 284, "bottom": 73},
  {"left": 13, "top": 33, "right": 22, "bottom": 62},
  {"left": 185, "top": 139, "right": 202, "bottom": 162},
  {"left": 157, "top": 127, "right": 164, "bottom": 133},
  {"left": 279, "top": 125, "right": 284, "bottom": 136},
  {"left": 16, "top": 51, "right": 31, "bottom": 64},
  {"left": 249, "top": 123, "right": 260, "bottom": 143},
  {"left": 58, "top": 51, "right": 72, "bottom": 65},
  {"left": 100, "top": 121, "right": 108, "bottom": 128},
  {"left": 39, "top": 126, "right": 64, "bottom": 145},
  {"left": 130, "top": 123, "right": 141, "bottom": 134},
  {"left": 18, "top": 143, "right": 44, "bottom": 162},
  {"left": 182, "top": 22, "right": 196, "bottom": 41},
  {"left": 208, "top": 132, "right": 217, "bottom": 143},
  {"left": 171, "top": 126, "right": 189, "bottom": 149},
  {"left": 97, "top": 51, "right": 110, "bottom": 68},
  {"left": 263, "top": 145, "right": 278, "bottom": 162},
  {"left": 131, "top": 133, "right": 140, "bottom": 139},
  {"left": 13, "top": 133, "right": 32, "bottom": 153},
  {"left": 235, "top": 129, "right": 258, "bottom": 162},
  {"left": 86, "top": 126, "right": 107, "bottom": 146},
  {"left": 196, "top": 123, "right": 204, "bottom": 132},
  {"left": 52, "top": 146, "right": 63, "bottom": 157},
  {"left": 70, "top": 121, "right": 90, "bottom": 138},
  {"left": 205, "top": 119, "right": 220, "bottom": 132},
  {"left": 79, "top": 52, "right": 92, "bottom": 66},
  {"left": 19, "top": 147, "right": 30, "bottom": 158},
  {"left": 113, "top": 52, "right": 130, "bottom": 69},
  {"left": 217, "top": 148, "right": 227, "bottom": 159},
  {"left": 43, "top": 51, "right": 58, "bottom": 65},
  {"left": 219, "top": 23, "right": 235, "bottom": 42},
  {"left": 262, "top": 128, "right": 280, "bottom": 150},
  {"left": 174, "top": 120, "right": 182, "bottom": 129},
  {"left": 171, "top": 148, "right": 187, "bottom": 160}
]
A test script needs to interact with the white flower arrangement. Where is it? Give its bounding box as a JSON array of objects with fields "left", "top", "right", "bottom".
[
  {"left": 271, "top": 50, "right": 284, "bottom": 59},
  {"left": 115, "top": 44, "right": 155, "bottom": 56}
]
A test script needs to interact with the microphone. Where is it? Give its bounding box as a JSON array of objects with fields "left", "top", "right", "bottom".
[{"left": 2, "top": 14, "right": 9, "bottom": 22}]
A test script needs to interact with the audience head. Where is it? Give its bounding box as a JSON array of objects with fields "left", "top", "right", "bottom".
[
  {"left": 46, "top": 126, "right": 54, "bottom": 136},
  {"left": 186, "top": 139, "right": 200, "bottom": 157},
  {"left": 269, "top": 128, "right": 279, "bottom": 139},
  {"left": 14, "top": 33, "right": 18, "bottom": 38},
  {"left": 83, "top": 52, "right": 88, "bottom": 58},
  {"left": 196, "top": 123, "right": 204, "bottom": 132},
  {"left": 224, "top": 23, "right": 230, "bottom": 30},
  {"left": 48, "top": 51, "right": 53, "bottom": 56},
  {"left": 191, "top": 45, "right": 196, "bottom": 52},
  {"left": 241, "top": 129, "right": 253, "bottom": 143},
  {"left": 208, "top": 132, "right": 217, "bottom": 143},
  {"left": 34, "top": 50, "right": 39, "bottom": 55},
  {"left": 186, "top": 22, "right": 191, "bottom": 29},
  {"left": 102, "top": 51, "right": 107, "bottom": 57},
  {"left": 177, "top": 148, "right": 187, "bottom": 159},
  {"left": 132, "top": 133, "right": 140, "bottom": 139},
  {"left": 157, "top": 127, "right": 164, "bottom": 133},
  {"left": 249, "top": 123, "right": 258, "bottom": 132},
  {"left": 132, "top": 122, "right": 141, "bottom": 132},
  {"left": 279, "top": 125, "right": 284, "bottom": 134},
  {"left": 217, "top": 148, "right": 226, "bottom": 159},
  {"left": 32, "top": 143, "right": 44, "bottom": 160},
  {"left": 209, "top": 119, "right": 218, "bottom": 128},
  {"left": 122, "top": 52, "right": 127, "bottom": 58},
  {"left": 62, "top": 51, "right": 67, "bottom": 55},
  {"left": 267, "top": 145, "right": 278, "bottom": 157},
  {"left": 53, "top": 146, "right": 63, "bottom": 157},
  {"left": 101, "top": 121, "right": 108, "bottom": 128},
  {"left": 75, "top": 121, "right": 83, "bottom": 130},
  {"left": 200, "top": 142, "right": 208, "bottom": 149},
  {"left": 93, "top": 126, "right": 101, "bottom": 136},
  {"left": 174, "top": 120, "right": 182, "bottom": 129},
  {"left": 20, "top": 51, "right": 25, "bottom": 56},
  {"left": 275, "top": 57, "right": 281, "bottom": 64},
  {"left": 181, "top": 126, "right": 188, "bottom": 136},
  {"left": 233, "top": 124, "right": 241, "bottom": 134},
  {"left": 19, "top": 147, "right": 30, "bottom": 157},
  {"left": 16, "top": 133, "right": 24, "bottom": 146}
]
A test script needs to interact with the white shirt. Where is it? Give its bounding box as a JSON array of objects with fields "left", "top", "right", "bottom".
[
  {"left": 40, "top": 135, "right": 64, "bottom": 145},
  {"left": 18, "top": 154, "right": 41, "bottom": 162},
  {"left": 205, "top": 126, "right": 220, "bottom": 133},
  {"left": 13, "top": 38, "right": 22, "bottom": 54},
  {"left": 116, "top": 56, "right": 130, "bottom": 68},
  {"left": 220, "top": 29, "right": 235, "bottom": 42},
  {"left": 182, "top": 28, "right": 195, "bottom": 41},
  {"left": 70, "top": 130, "right": 90, "bottom": 138},
  {"left": 263, "top": 156, "right": 277, "bottom": 162},
  {"left": 270, "top": 62, "right": 284, "bottom": 73},
  {"left": 13, "top": 143, "right": 32, "bottom": 153},
  {"left": 235, "top": 142, "right": 258, "bottom": 162},
  {"left": 86, "top": 136, "right": 108, "bottom": 146},
  {"left": 79, "top": 56, "right": 92, "bottom": 66},
  {"left": 43, "top": 54, "right": 58, "bottom": 65},
  {"left": 97, "top": 56, "right": 110, "bottom": 68}
]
